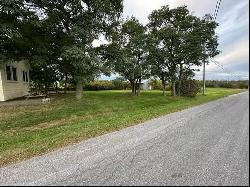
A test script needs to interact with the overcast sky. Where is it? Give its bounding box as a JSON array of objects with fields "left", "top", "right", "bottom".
[{"left": 100, "top": 0, "right": 249, "bottom": 81}]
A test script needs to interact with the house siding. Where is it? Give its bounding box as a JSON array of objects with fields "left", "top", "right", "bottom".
[{"left": 0, "top": 61, "right": 30, "bottom": 101}]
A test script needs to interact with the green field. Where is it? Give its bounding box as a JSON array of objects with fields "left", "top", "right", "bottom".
[{"left": 0, "top": 88, "right": 246, "bottom": 166}]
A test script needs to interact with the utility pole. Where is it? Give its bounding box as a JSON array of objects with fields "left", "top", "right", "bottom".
[
  {"left": 202, "top": 0, "right": 221, "bottom": 96},
  {"left": 202, "top": 61, "right": 206, "bottom": 95}
]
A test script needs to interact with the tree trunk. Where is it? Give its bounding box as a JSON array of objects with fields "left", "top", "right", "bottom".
[
  {"left": 76, "top": 81, "right": 83, "bottom": 100},
  {"left": 130, "top": 80, "right": 134, "bottom": 95},
  {"left": 55, "top": 81, "right": 58, "bottom": 94},
  {"left": 38, "top": 83, "right": 41, "bottom": 94},
  {"left": 130, "top": 80, "right": 136, "bottom": 95},
  {"left": 64, "top": 73, "right": 68, "bottom": 94},
  {"left": 178, "top": 64, "right": 183, "bottom": 96},
  {"left": 171, "top": 79, "right": 176, "bottom": 96},
  {"left": 45, "top": 84, "right": 48, "bottom": 96},
  {"left": 133, "top": 80, "right": 137, "bottom": 96},
  {"left": 137, "top": 78, "right": 141, "bottom": 96},
  {"left": 161, "top": 76, "right": 166, "bottom": 96}
]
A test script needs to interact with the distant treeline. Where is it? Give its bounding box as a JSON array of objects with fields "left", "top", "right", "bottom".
[
  {"left": 149, "top": 79, "right": 249, "bottom": 90},
  {"left": 199, "top": 80, "right": 249, "bottom": 89},
  {"left": 83, "top": 80, "right": 130, "bottom": 91},
  {"left": 82, "top": 79, "right": 249, "bottom": 91},
  {"left": 36, "top": 79, "right": 248, "bottom": 92}
]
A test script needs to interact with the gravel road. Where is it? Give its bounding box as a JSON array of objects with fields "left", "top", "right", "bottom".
[{"left": 0, "top": 91, "right": 249, "bottom": 186}]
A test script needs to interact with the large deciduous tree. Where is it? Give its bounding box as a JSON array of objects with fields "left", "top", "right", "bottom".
[
  {"left": 0, "top": 0, "right": 47, "bottom": 62},
  {"left": 103, "top": 17, "right": 150, "bottom": 96},
  {"left": 147, "top": 6, "right": 186, "bottom": 96},
  {"left": 1, "top": 0, "right": 123, "bottom": 99},
  {"left": 147, "top": 6, "right": 219, "bottom": 96},
  {"left": 176, "top": 14, "right": 219, "bottom": 96},
  {"left": 30, "top": 0, "right": 123, "bottom": 99}
]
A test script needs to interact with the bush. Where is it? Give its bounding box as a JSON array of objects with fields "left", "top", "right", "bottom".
[
  {"left": 220, "top": 82, "right": 238, "bottom": 89},
  {"left": 112, "top": 79, "right": 130, "bottom": 90},
  {"left": 237, "top": 81, "right": 249, "bottom": 89},
  {"left": 205, "top": 80, "right": 219, "bottom": 88},
  {"left": 177, "top": 79, "right": 201, "bottom": 97},
  {"left": 148, "top": 79, "right": 163, "bottom": 90},
  {"left": 83, "top": 80, "right": 130, "bottom": 90}
]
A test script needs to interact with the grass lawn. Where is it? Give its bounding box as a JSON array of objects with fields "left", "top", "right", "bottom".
[{"left": 0, "top": 88, "right": 246, "bottom": 166}]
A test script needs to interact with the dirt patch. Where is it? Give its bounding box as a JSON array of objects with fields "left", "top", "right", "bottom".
[{"left": 0, "top": 98, "right": 44, "bottom": 107}]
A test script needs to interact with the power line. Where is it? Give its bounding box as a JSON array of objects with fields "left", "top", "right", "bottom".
[
  {"left": 210, "top": 1, "right": 248, "bottom": 81},
  {"left": 213, "top": 0, "right": 222, "bottom": 20},
  {"left": 213, "top": 0, "right": 220, "bottom": 19},
  {"left": 210, "top": 59, "right": 248, "bottom": 80}
]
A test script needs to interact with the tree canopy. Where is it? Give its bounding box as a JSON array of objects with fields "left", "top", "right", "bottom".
[
  {"left": 147, "top": 6, "right": 219, "bottom": 96},
  {"left": 0, "top": 2, "right": 220, "bottom": 98},
  {"left": 1, "top": 0, "right": 123, "bottom": 99},
  {"left": 102, "top": 17, "right": 150, "bottom": 95}
]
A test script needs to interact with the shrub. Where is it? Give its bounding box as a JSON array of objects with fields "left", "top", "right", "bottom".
[
  {"left": 149, "top": 79, "right": 163, "bottom": 90},
  {"left": 83, "top": 80, "right": 130, "bottom": 90},
  {"left": 177, "top": 79, "right": 201, "bottom": 97},
  {"left": 218, "top": 82, "right": 238, "bottom": 89},
  {"left": 205, "top": 80, "right": 219, "bottom": 88},
  {"left": 112, "top": 79, "right": 130, "bottom": 90},
  {"left": 237, "top": 81, "right": 249, "bottom": 89}
]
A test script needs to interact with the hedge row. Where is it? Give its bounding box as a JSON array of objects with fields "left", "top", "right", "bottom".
[
  {"left": 200, "top": 80, "right": 249, "bottom": 89},
  {"left": 149, "top": 79, "right": 249, "bottom": 90},
  {"left": 82, "top": 79, "right": 248, "bottom": 91},
  {"left": 83, "top": 80, "right": 130, "bottom": 90},
  {"left": 148, "top": 79, "right": 171, "bottom": 91}
]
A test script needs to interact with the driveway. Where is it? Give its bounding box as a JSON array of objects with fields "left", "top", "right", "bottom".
[{"left": 0, "top": 91, "right": 249, "bottom": 186}]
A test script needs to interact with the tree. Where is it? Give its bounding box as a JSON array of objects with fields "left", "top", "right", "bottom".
[
  {"left": 61, "top": 46, "right": 101, "bottom": 99},
  {"left": 30, "top": 63, "right": 60, "bottom": 93},
  {"left": 103, "top": 17, "right": 150, "bottom": 95},
  {"left": 0, "top": 0, "right": 48, "bottom": 63},
  {"left": 147, "top": 6, "right": 188, "bottom": 96},
  {"left": 1, "top": 0, "right": 123, "bottom": 99},
  {"left": 177, "top": 14, "right": 219, "bottom": 96},
  {"left": 147, "top": 32, "right": 171, "bottom": 96},
  {"left": 35, "top": 0, "right": 123, "bottom": 99},
  {"left": 147, "top": 6, "right": 219, "bottom": 96}
]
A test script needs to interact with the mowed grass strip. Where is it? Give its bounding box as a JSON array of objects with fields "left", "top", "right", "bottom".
[{"left": 0, "top": 88, "right": 245, "bottom": 166}]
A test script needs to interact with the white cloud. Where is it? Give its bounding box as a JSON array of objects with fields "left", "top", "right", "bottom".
[
  {"left": 123, "top": 0, "right": 168, "bottom": 24},
  {"left": 216, "top": 0, "right": 249, "bottom": 36},
  {"left": 194, "top": 37, "right": 249, "bottom": 80},
  {"left": 215, "top": 38, "right": 249, "bottom": 65},
  {"left": 123, "top": 0, "right": 217, "bottom": 24}
]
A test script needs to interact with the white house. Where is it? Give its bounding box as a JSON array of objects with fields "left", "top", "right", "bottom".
[{"left": 0, "top": 61, "right": 31, "bottom": 101}]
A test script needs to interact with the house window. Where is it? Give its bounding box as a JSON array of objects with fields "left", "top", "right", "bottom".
[
  {"left": 23, "top": 71, "right": 25, "bottom": 82},
  {"left": 6, "top": 65, "right": 18, "bottom": 81},
  {"left": 23, "top": 71, "right": 29, "bottom": 82},
  {"left": 6, "top": 66, "right": 11, "bottom": 80},
  {"left": 12, "top": 67, "right": 17, "bottom": 81}
]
